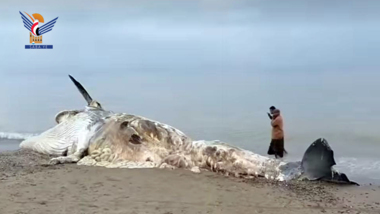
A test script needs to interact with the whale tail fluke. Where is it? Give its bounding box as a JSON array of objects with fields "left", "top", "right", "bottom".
[{"left": 301, "top": 138, "right": 359, "bottom": 185}]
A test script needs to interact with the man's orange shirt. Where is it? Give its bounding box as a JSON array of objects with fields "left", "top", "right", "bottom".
[{"left": 271, "top": 115, "right": 284, "bottom": 140}]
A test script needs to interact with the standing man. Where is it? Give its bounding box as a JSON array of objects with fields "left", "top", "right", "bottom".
[{"left": 267, "top": 108, "right": 286, "bottom": 158}]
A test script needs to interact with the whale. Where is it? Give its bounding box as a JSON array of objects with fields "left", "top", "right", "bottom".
[{"left": 19, "top": 75, "right": 358, "bottom": 185}]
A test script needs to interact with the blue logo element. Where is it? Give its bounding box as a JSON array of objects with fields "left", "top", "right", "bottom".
[
  {"left": 25, "top": 45, "right": 53, "bottom": 49},
  {"left": 19, "top": 11, "right": 58, "bottom": 49}
]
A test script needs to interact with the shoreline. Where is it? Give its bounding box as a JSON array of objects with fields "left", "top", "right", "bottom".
[
  {"left": 1, "top": 150, "right": 380, "bottom": 214},
  {"left": 1, "top": 138, "right": 380, "bottom": 185}
]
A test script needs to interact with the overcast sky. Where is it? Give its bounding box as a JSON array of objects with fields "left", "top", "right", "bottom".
[{"left": 1, "top": 0, "right": 380, "bottom": 75}]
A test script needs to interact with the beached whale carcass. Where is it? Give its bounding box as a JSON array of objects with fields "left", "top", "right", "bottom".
[{"left": 19, "top": 75, "right": 357, "bottom": 185}]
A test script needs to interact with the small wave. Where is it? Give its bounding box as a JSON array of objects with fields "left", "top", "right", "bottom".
[
  {"left": 335, "top": 157, "right": 380, "bottom": 181},
  {"left": 0, "top": 132, "right": 38, "bottom": 140}
]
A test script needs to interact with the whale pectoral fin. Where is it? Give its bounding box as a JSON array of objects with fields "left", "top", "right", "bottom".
[
  {"left": 49, "top": 126, "right": 92, "bottom": 165},
  {"left": 301, "top": 138, "right": 358, "bottom": 185},
  {"left": 49, "top": 146, "right": 87, "bottom": 165},
  {"left": 55, "top": 110, "right": 80, "bottom": 124}
]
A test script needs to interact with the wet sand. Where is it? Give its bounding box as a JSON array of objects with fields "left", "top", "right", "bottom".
[{"left": 0, "top": 150, "right": 379, "bottom": 214}]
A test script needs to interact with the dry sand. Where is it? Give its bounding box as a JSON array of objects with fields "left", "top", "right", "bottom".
[{"left": 0, "top": 150, "right": 379, "bottom": 214}]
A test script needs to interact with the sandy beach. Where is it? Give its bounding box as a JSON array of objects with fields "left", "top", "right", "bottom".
[{"left": 0, "top": 150, "right": 378, "bottom": 214}]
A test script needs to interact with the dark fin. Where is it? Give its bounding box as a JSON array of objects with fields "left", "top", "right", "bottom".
[
  {"left": 320, "top": 171, "right": 360, "bottom": 186},
  {"left": 301, "top": 138, "right": 358, "bottom": 185},
  {"left": 68, "top": 75, "right": 93, "bottom": 105},
  {"left": 301, "top": 138, "right": 336, "bottom": 180}
]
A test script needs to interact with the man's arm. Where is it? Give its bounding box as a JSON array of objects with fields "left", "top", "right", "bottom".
[
  {"left": 267, "top": 112, "right": 273, "bottom": 120},
  {"left": 271, "top": 117, "right": 279, "bottom": 127}
]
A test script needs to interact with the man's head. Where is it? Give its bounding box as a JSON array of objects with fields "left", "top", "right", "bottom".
[{"left": 269, "top": 106, "right": 276, "bottom": 114}]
